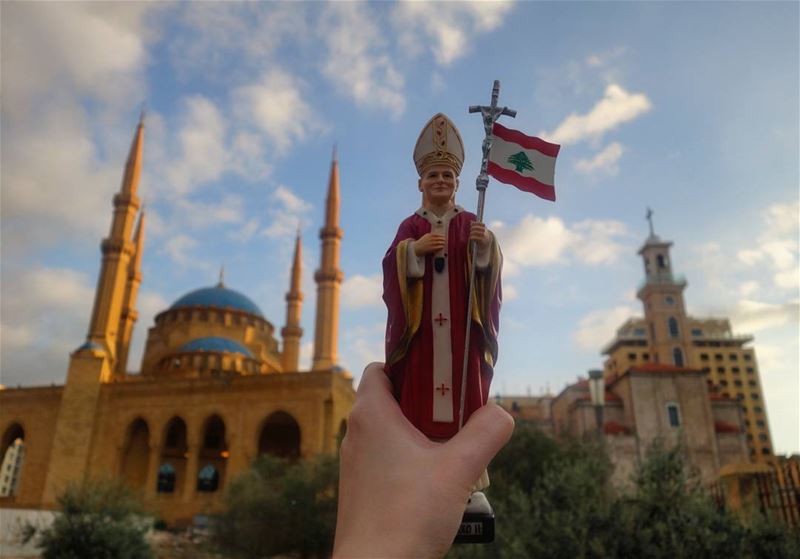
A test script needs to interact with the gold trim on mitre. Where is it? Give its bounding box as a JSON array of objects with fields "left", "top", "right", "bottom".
[{"left": 413, "top": 113, "right": 465, "bottom": 176}]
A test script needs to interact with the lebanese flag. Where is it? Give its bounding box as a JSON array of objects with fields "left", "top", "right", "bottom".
[{"left": 488, "top": 122, "right": 560, "bottom": 201}]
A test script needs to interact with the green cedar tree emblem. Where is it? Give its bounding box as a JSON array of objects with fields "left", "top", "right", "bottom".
[{"left": 507, "top": 151, "right": 534, "bottom": 173}]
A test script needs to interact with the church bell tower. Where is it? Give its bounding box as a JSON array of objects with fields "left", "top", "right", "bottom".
[{"left": 636, "top": 209, "right": 691, "bottom": 366}]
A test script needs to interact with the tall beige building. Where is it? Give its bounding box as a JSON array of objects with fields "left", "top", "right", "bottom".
[{"left": 602, "top": 215, "right": 774, "bottom": 461}]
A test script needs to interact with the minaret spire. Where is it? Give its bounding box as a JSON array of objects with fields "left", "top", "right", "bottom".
[
  {"left": 312, "top": 150, "right": 343, "bottom": 370},
  {"left": 86, "top": 116, "right": 143, "bottom": 357},
  {"left": 282, "top": 231, "right": 304, "bottom": 372},
  {"left": 115, "top": 208, "right": 145, "bottom": 376},
  {"left": 218, "top": 265, "right": 225, "bottom": 287}
]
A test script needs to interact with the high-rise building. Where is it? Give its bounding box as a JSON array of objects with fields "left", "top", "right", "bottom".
[{"left": 601, "top": 212, "right": 774, "bottom": 461}]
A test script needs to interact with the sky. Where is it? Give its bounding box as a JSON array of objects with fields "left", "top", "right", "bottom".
[{"left": 1, "top": 2, "right": 797, "bottom": 454}]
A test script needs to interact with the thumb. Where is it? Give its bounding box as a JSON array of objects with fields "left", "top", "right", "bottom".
[{"left": 443, "top": 404, "right": 514, "bottom": 490}]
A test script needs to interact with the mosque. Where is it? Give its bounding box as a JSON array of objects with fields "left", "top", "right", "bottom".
[{"left": 0, "top": 118, "right": 355, "bottom": 526}]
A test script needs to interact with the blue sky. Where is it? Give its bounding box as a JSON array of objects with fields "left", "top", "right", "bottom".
[{"left": 1, "top": 2, "right": 797, "bottom": 454}]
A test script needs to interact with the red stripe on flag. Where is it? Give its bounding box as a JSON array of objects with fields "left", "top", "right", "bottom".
[
  {"left": 492, "top": 122, "right": 561, "bottom": 157},
  {"left": 488, "top": 161, "right": 556, "bottom": 202}
]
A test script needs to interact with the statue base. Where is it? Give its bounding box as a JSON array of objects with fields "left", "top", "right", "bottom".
[{"left": 453, "top": 491, "right": 494, "bottom": 544}]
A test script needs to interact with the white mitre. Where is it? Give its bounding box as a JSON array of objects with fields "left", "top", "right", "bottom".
[{"left": 413, "top": 113, "right": 465, "bottom": 176}]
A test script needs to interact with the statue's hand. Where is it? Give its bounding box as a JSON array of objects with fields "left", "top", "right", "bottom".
[
  {"left": 413, "top": 233, "right": 446, "bottom": 256},
  {"left": 469, "top": 222, "right": 491, "bottom": 249}
]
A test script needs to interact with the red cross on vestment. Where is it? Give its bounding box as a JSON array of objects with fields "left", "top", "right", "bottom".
[
  {"left": 434, "top": 313, "right": 448, "bottom": 326},
  {"left": 436, "top": 383, "right": 450, "bottom": 397}
]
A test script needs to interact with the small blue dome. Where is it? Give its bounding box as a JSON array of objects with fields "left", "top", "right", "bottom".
[
  {"left": 170, "top": 285, "right": 263, "bottom": 317},
  {"left": 74, "top": 341, "right": 105, "bottom": 353},
  {"left": 179, "top": 337, "right": 254, "bottom": 357}
]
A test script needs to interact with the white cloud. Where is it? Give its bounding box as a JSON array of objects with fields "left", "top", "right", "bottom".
[
  {"left": 0, "top": 267, "right": 96, "bottom": 385},
  {"left": 503, "top": 284, "right": 519, "bottom": 301},
  {"left": 164, "top": 96, "right": 230, "bottom": 195},
  {"left": 575, "top": 142, "right": 624, "bottom": 176},
  {"left": 175, "top": 195, "right": 245, "bottom": 228},
  {"left": 299, "top": 341, "right": 314, "bottom": 372},
  {"left": 571, "top": 220, "right": 630, "bottom": 265},
  {"left": 752, "top": 339, "right": 800, "bottom": 456},
  {"left": 393, "top": 1, "right": 515, "bottom": 65},
  {"left": 774, "top": 268, "right": 799, "bottom": 290},
  {"left": 1, "top": 3, "right": 154, "bottom": 118},
  {"left": 545, "top": 84, "right": 652, "bottom": 145},
  {"left": 737, "top": 249, "right": 764, "bottom": 266},
  {"left": 339, "top": 323, "right": 386, "bottom": 378},
  {"left": 735, "top": 201, "right": 799, "bottom": 291},
  {"left": 229, "top": 218, "right": 261, "bottom": 243},
  {"left": 342, "top": 275, "right": 383, "bottom": 310},
  {"left": 496, "top": 215, "right": 630, "bottom": 274},
  {"left": 738, "top": 281, "right": 760, "bottom": 297},
  {"left": 728, "top": 299, "right": 800, "bottom": 333},
  {"left": 584, "top": 46, "right": 627, "bottom": 69},
  {"left": 1, "top": 100, "right": 118, "bottom": 243},
  {"left": 573, "top": 304, "right": 640, "bottom": 351},
  {"left": 262, "top": 185, "right": 313, "bottom": 239},
  {"left": 498, "top": 216, "right": 574, "bottom": 271},
  {"left": 161, "top": 234, "right": 199, "bottom": 267},
  {"left": 233, "top": 69, "right": 318, "bottom": 153},
  {"left": 168, "top": 3, "right": 310, "bottom": 80},
  {"left": 320, "top": 2, "right": 406, "bottom": 117}
]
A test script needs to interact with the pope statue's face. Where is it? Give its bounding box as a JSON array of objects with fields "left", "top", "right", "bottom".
[{"left": 418, "top": 164, "right": 459, "bottom": 208}]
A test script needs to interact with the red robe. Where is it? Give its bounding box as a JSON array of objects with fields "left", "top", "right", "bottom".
[{"left": 383, "top": 207, "right": 502, "bottom": 439}]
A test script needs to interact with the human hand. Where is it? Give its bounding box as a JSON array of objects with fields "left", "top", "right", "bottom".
[
  {"left": 413, "top": 233, "right": 446, "bottom": 256},
  {"left": 469, "top": 222, "right": 491, "bottom": 250},
  {"left": 333, "top": 363, "right": 514, "bottom": 559}
]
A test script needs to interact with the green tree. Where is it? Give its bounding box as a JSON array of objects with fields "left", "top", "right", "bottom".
[
  {"left": 22, "top": 478, "right": 153, "bottom": 559},
  {"left": 212, "top": 454, "right": 338, "bottom": 559},
  {"left": 448, "top": 427, "right": 800, "bottom": 559}
]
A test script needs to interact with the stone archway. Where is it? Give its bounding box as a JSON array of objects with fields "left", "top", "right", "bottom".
[
  {"left": 120, "top": 418, "right": 149, "bottom": 489},
  {"left": 0, "top": 423, "right": 25, "bottom": 497},
  {"left": 258, "top": 411, "right": 301, "bottom": 459}
]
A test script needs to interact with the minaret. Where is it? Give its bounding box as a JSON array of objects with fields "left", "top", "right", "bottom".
[
  {"left": 281, "top": 232, "right": 304, "bottom": 372},
  {"left": 86, "top": 114, "right": 144, "bottom": 359},
  {"left": 312, "top": 149, "right": 343, "bottom": 370},
  {"left": 43, "top": 114, "right": 144, "bottom": 504},
  {"left": 115, "top": 208, "right": 145, "bottom": 376},
  {"left": 637, "top": 208, "right": 691, "bottom": 366}
]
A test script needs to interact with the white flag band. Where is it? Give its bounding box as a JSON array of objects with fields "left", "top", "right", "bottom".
[{"left": 488, "top": 123, "right": 560, "bottom": 201}]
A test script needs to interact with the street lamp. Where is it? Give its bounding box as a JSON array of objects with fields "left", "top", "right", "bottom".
[{"left": 588, "top": 369, "right": 605, "bottom": 435}]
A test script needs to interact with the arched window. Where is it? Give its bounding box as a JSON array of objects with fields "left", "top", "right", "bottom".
[
  {"left": 203, "top": 416, "right": 225, "bottom": 451},
  {"left": 157, "top": 463, "right": 176, "bottom": 493},
  {"left": 160, "top": 417, "right": 188, "bottom": 496},
  {"left": 197, "top": 464, "right": 219, "bottom": 492},
  {"left": 258, "top": 411, "right": 301, "bottom": 459},
  {"left": 0, "top": 424, "right": 25, "bottom": 498},
  {"left": 657, "top": 254, "right": 667, "bottom": 269},
  {"left": 673, "top": 347, "right": 684, "bottom": 367},
  {"left": 668, "top": 317, "right": 679, "bottom": 338}
]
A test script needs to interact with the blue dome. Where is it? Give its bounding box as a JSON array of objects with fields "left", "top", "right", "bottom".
[
  {"left": 170, "top": 285, "right": 263, "bottom": 317},
  {"left": 179, "top": 337, "right": 254, "bottom": 357}
]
